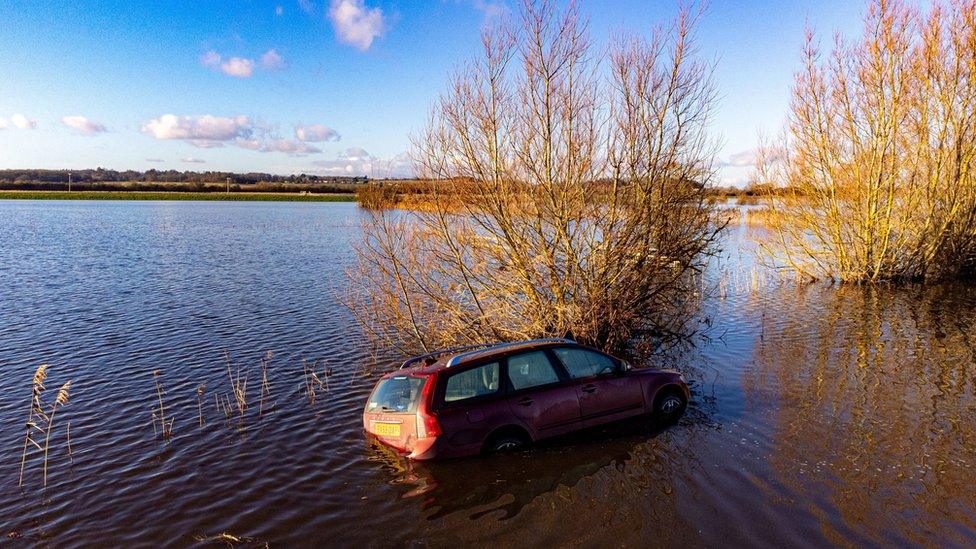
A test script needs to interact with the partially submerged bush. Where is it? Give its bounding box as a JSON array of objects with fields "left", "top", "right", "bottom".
[
  {"left": 758, "top": 0, "right": 976, "bottom": 282},
  {"left": 355, "top": 183, "right": 399, "bottom": 210},
  {"left": 347, "top": 1, "right": 721, "bottom": 354}
]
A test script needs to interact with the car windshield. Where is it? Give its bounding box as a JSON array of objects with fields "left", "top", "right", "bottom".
[{"left": 366, "top": 375, "right": 427, "bottom": 413}]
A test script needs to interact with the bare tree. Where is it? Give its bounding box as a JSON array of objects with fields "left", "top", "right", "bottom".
[
  {"left": 347, "top": 1, "right": 721, "bottom": 355},
  {"left": 757, "top": 0, "right": 976, "bottom": 282}
]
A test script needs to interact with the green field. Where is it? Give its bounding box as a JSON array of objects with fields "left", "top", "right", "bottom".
[{"left": 0, "top": 190, "right": 358, "bottom": 202}]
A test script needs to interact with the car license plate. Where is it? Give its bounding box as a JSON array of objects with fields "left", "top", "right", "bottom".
[{"left": 373, "top": 422, "right": 401, "bottom": 437}]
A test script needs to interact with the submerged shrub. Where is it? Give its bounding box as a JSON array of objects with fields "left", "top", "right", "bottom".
[
  {"left": 758, "top": 0, "right": 976, "bottom": 282},
  {"left": 347, "top": 1, "right": 722, "bottom": 354}
]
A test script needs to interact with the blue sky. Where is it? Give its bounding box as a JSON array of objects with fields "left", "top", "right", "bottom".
[{"left": 0, "top": 0, "right": 870, "bottom": 184}]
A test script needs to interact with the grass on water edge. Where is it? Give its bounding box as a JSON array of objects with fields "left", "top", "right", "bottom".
[{"left": 0, "top": 190, "right": 358, "bottom": 202}]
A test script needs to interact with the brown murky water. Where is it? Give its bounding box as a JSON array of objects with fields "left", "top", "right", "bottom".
[{"left": 0, "top": 201, "right": 973, "bottom": 547}]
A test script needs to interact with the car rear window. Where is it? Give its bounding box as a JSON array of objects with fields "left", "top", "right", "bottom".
[
  {"left": 507, "top": 351, "right": 560, "bottom": 390},
  {"left": 366, "top": 375, "right": 427, "bottom": 413},
  {"left": 553, "top": 348, "right": 617, "bottom": 379},
  {"left": 444, "top": 362, "right": 499, "bottom": 403}
]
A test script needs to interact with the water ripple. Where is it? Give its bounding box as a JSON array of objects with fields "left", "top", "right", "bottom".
[{"left": 0, "top": 201, "right": 973, "bottom": 546}]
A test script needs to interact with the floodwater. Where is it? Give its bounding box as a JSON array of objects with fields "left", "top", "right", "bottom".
[{"left": 0, "top": 200, "right": 973, "bottom": 547}]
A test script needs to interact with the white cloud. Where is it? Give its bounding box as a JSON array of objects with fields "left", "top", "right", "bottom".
[
  {"left": 201, "top": 51, "right": 255, "bottom": 77},
  {"left": 200, "top": 50, "right": 222, "bottom": 69},
  {"left": 146, "top": 158, "right": 166, "bottom": 163},
  {"left": 260, "top": 49, "right": 286, "bottom": 70},
  {"left": 142, "top": 114, "right": 329, "bottom": 156},
  {"left": 141, "top": 114, "right": 253, "bottom": 147},
  {"left": 298, "top": 0, "right": 315, "bottom": 13},
  {"left": 720, "top": 149, "right": 759, "bottom": 168},
  {"left": 719, "top": 147, "right": 786, "bottom": 169},
  {"left": 311, "top": 148, "right": 412, "bottom": 177},
  {"left": 221, "top": 57, "right": 254, "bottom": 78},
  {"left": 0, "top": 113, "right": 36, "bottom": 130},
  {"left": 61, "top": 115, "right": 108, "bottom": 135},
  {"left": 236, "top": 137, "right": 322, "bottom": 156},
  {"left": 275, "top": 5, "right": 284, "bottom": 15},
  {"left": 11, "top": 113, "right": 36, "bottom": 129},
  {"left": 203, "top": 50, "right": 284, "bottom": 75},
  {"left": 182, "top": 157, "right": 207, "bottom": 164},
  {"left": 470, "top": 0, "right": 508, "bottom": 21},
  {"left": 294, "top": 123, "right": 340, "bottom": 142},
  {"left": 328, "top": 0, "right": 384, "bottom": 51}
]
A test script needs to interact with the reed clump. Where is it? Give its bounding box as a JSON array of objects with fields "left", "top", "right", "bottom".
[
  {"left": 224, "top": 351, "right": 248, "bottom": 418},
  {"left": 19, "top": 364, "right": 73, "bottom": 487},
  {"left": 301, "top": 357, "right": 332, "bottom": 404},
  {"left": 757, "top": 0, "right": 976, "bottom": 282},
  {"left": 209, "top": 350, "right": 276, "bottom": 426}
]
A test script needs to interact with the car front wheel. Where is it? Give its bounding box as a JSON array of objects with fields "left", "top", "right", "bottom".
[{"left": 654, "top": 392, "right": 687, "bottom": 424}]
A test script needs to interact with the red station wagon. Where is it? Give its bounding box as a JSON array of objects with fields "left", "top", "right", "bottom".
[{"left": 363, "top": 338, "right": 689, "bottom": 460}]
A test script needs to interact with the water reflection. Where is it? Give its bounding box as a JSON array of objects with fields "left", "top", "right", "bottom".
[
  {"left": 750, "top": 284, "right": 976, "bottom": 546},
  {"left": 367, "top": 411, "right": 713, "bottom": 546}
]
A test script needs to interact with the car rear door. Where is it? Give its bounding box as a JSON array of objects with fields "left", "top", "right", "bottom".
[
  {"left": 551, "top": 347, "right": 644, "bottom": 427},
  {"left": 504, "top": 350, "right": 582, "bottom": 438}
]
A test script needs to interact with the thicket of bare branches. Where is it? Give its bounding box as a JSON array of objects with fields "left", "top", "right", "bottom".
[
  {"left": 757, "top": 0, "right": 976, "bottom": 282},
  {"left": 347, "top": 1, "right": 721, "bottom": 355}
]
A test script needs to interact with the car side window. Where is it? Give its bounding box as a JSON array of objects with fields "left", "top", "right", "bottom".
[
  {"left": 444, "top": 362, "right": 500, "bottom": 403},
  {"left": 553, "top": 348, "right": 617, "bottom": 379},
  {"left": 507, "top": 351, "right": 560, "bottom": 390}
]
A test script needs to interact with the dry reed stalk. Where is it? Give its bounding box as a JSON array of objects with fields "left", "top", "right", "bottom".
[
  {"left": 197, "top": 384, "right": 206, "bottom": 427},
  {"left": 221, "top": 394, "right": 233, "bottom": 418},
  {"left": 19, "top": 366, "right": 72, "bottom": 487},
  {"left": 258, "top": 351, "right": 272, "bottom": 415},
  {"left": 322, "top": 362, "right": 332, "bottom": 393},
  {"left": 152, "top": 371, "right": 174, "bottom": 438},
  {"left": 224, "top": 351, "right": 248, "bottom": 418},
  {"left": 19, "top": 364, "right": 48, "bottom": 486},
  {"left": 301, "top": 357, "right": 316, "bottom": 404},
  {"left": 42, "top": 381, "right": 70, "bottom": 486}
]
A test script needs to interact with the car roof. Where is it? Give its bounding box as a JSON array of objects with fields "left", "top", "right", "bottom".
[{"left": 396, "top": 338, "right": 579, "bottom": 375}]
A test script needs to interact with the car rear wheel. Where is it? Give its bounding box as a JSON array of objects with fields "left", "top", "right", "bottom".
[
  {"left": 654, "top": 391, "right": 687, "bottom": 425},
  {"left": 485, "top": 435, "right": 526, "bottom": 454}
]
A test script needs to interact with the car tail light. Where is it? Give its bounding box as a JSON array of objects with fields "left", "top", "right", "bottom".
[
  {"left": 416, "top": 410, "right": 441, "bottom": 438},
  {"left": 415, "top": 375, "right": 442, "bottom": 439}
]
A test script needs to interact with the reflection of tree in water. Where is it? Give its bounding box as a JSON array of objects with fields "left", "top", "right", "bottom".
[
  {"left": 750, "top": 284, "right": 976, "bottom": 545},
  {"left": 367, "top": 415, "right": 711, "bottom": 546}
]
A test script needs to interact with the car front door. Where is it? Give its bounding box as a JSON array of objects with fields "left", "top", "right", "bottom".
[
  {"left": 504, "top": 350, "right": 581, "bottom": 438},
  {"left": 551, "top": 347, "right": 644, "bottom": 426}
]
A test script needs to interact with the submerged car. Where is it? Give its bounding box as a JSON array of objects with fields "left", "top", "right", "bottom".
[{"left": 362, "top": 338, "right": 689, "bottom": 460}]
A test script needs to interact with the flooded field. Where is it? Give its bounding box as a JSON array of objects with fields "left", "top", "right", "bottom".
[{"left": 0, "top": 201, "right": 973, "bottom": 546}]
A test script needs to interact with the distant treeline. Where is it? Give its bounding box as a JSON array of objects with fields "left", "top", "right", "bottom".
[{"left": 0, "top": 169, "right": 368, "bottom": 193}]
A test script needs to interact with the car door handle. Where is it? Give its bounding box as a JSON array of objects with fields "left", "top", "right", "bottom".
[
  {"left": 516, "top": 397, "right": 534, "bottom": 406},
  {"left": 581, "top": 384, "right": 598, "bottom": 394}
]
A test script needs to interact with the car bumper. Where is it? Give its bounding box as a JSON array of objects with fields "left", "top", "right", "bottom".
[{"left": 364, "top": 431, "right": 440, "bottom": 460}]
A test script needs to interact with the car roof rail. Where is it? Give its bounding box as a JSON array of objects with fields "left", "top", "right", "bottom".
[
  {"left": 399, "top": 342, "right": 494, "bottom": 369},
  {"left": 444, "top": 337, "right": 575, "bottom": 368},
  {"left": 399, "top": 337, "right": 577, "bottom": 370}
]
